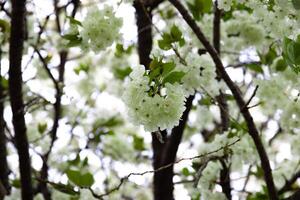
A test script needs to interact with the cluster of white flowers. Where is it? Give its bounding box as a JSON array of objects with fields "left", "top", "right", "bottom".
[
  {"left": 176, "top": 53, "right": 226, "bottom": 96},
  {"left": 123, "top": 65, "right": 186, "bottom": 132},
  {"left": 255, "top": 68, "right": 300, "bottom": 131},
  {"left": 218, "top": 0, "right": 233, "bottom": 11},
  {"left": 195, "top": 161, "right": 227, "bottom": 200},
  {"left": 80, "top": 6, "right": 122, "bottom": 52}
]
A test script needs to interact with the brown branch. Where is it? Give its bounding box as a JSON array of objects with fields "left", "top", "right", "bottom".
[
  {"left": 242, "top": 85, "right": 259, "bottom": 111},
  {"left": 0, "top": 46, "right": 10, "bottom": 196},
  {"left": 86, "top": 139, "right": 240, "bottom": 199},
  {"left": 212, "top": 2, "right": 231, "bottom": 198},
  {"left": 8, "top": 0, "right": 33, "bottom": 199},
  {"left": 34, "top": 48, "right": 59, "bottom": 91},
  {"left": 226, "top": 61, "right": 261, "bottom": 68},
  {"left": 284, "top": 190, "right": 300, "bottom": 200},
  {"left": 278, "top": 170, "right": 300, "bottom": 195},
  {"left": 168, "top": 0, "right": 278, "bottom": 199},
  {"left": 35, "top": 1, "right": 79, "bottom": 199}
]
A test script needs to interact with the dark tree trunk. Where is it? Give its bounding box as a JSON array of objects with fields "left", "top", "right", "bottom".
[{"left": 8, "top": 0, "right": 33, "bottom": 199}]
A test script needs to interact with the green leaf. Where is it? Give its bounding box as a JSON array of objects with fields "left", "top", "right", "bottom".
[
  {"left": 282, "top": 36, "right": 300, "bottom": 73},
  {"left": 274, "top": 58, "right": 287, "bottom": 71},
  {"left": 158, "top": 34, "right": 172, "bottom": 50},
  {"left": 187, "top": 0, "right": 212, "bottom": 21},
  {"left": 245, "top": 63, "right": 263, "bottom": 73},
  {"left": 162, "top": 62, "right": 176, "bottom": 77},
  {"left": 62, "top": 33, "right": 82, "bottom": 47},
  {"left": 181, "top": 167, "right": 190, "bottom": 176},
  {"left": 66, "top": 169, "right": 94, "bottom": 188},
  {"left": 158, "top": 25, "right": 185, "bottom": 50},
  {"left": 1, "top": 78, "right": 8, "bottom": 90},
  {"left": 38, "top": 123, "right": 47, "bottom": 134},
  {"left": 261, "top": 47, "right": 277, "bottom": 65},
  {"left": 170, "top": 25, "right": 182, "bottom": 41},
  {"left": 11, "top": 179, "right": 21, "bottom": 188},
  {"left": 162, "top": 71, "right": 185, "bottom": 85},
  {"left": 133, "top": 135, "right": 145, "bottom": 151},
  {"left": 149, "top": 67, "right": 162, "bottom": 81},
  {"left": 198, "top": 97, "right": 212, "bottom": 106},
  {"left": 115, "top": 43, "right": 133, "bottom": 57},
  {"left": 74, "top": 63, "right": 89, "bottom": 75},
  {"left": 50, "top": 182, "right": 79, "bottom": 196},
  {"left": 292, "top": 0, "right": 300, "bottom": 9},
  {"left": 67, "top": 16, "right": 82, "bottom": 26},
  {"left": 0, "top": 19, "right": 9, "bottom": 33},
  {"left": 113, "top": 67, "right": 132, "bottom": 80},
  {"left": 100, "top": 117, "right": 123, "bottom": 127},
  {"left": 149, "top": 57, "right": 162, "bottom": 70}
]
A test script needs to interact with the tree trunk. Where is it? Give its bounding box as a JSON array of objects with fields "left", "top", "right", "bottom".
[{"left": 8, "top": 0, "right": 33, "bottom": 199}]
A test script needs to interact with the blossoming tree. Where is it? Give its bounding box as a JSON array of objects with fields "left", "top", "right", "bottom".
[{"left": 0, "top": 0, "right": 300, "bottom": 199}]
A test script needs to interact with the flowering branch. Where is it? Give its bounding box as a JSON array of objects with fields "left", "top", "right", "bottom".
[
  {"left": 38, "top": 139, "right": 239, "bottom": 200},
  {"left": 168, "top": 0, "right": 278, "bottom": 199}
]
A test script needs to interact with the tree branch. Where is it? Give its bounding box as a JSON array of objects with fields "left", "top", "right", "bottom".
[
  {"left": 212, "top": 2, "right": 231, "bottom": 198},
  {"left": 168, "top": 0, "right": 278, "bottom": 199},
  {"left": 279, "top": 170, "right": 300, "bottom": 195},
  {"left": 35, "top": 1, "right": 80, "bottom": 199},
  {"left": 0, "top": 47, "right": 10, "bottom": 196},
  {"left": 75, "top": 139, "right": 239, "bottom": 200},
  {"left": 284, "top": 190, "right": 300, "bottom": 200},
  {"left": 8, "top": 0, "right": 33, "bottom": 199}
]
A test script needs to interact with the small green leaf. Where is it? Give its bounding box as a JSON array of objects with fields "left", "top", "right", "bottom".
[
  {"left": 158, "top": 26, "right": 185, "bottom": 50},
  {"left": 113, "top": 67, "right": 132, "bottom": 80},
  {"left": 66, "top": 169, "right": 94, "bottom": 188},
  {"left": 292, "top": 0, "right": 300, "bottom": 9},
  {"left": 246, "top": 63, "right": 263, "bottom": 73},
  {"left": 149, "top": 57, "right": 162, "bottom": 70},
  {"left": 187, "top": 0, "right": 212, "bottom": 21},
  {"left": 158, "top": 36, "right": 172, "bottom": 50},
  {"left": 38, "top": 123, "right": 47, "bottom": 134},
  {"left": 170, "top": 25, "right": 182, "bottom": 41},
  {"left": 74, "top": 63, "right": 89, "bottom": 75},
  {"left": 162, "top": 71, "right": 185, "bottom": 84},
  {"left": 62, "top": 33, "right": 82, "bottom": 47},
  {"left": 181, "top": 167, "right": 190, "bottom": 176},
  {"left": 115, "top": 43, "right": 133, "bottom": 57},
  {"left": 1, "top": 78, "right": 8, "bottom": 90},
  {"left": 282, "top": 36, "right": 300, "bottom": 73},
  {"left": 274, "top": 58, "right": 287, "bottom": 71},
  {"left": 162, "top": 62, "right": 176, "bottom": 77},
  {"left": 50, "top": 182, "right": 79, "bottom": 196},
  {"left": 133, "top": 135, "right": 145, "bottom": 151},
  {"left": 0, "top": 19, "right": 9, "bottom": 33},
  {"left": 198, "top": 97, "right": 212, "bottom": 106},
  {"left": 260, "top": 47, "right": 277, "bottom": 65},
  {"left": 11, "top": 179, "right": 21, "bottom": 188},
  {"left": 67, "top": 16, "right": 82, "bottom": 26}
]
